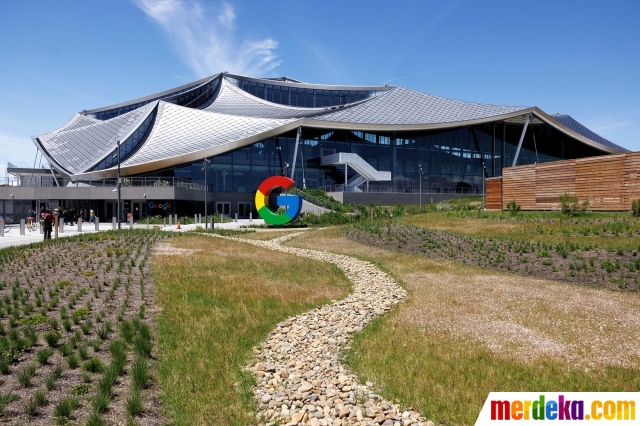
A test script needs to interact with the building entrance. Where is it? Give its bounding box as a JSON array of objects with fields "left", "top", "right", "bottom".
[
  {"left": 237, "top": 202, "right": 251, "bottom": 218},
  {"left": 216, "top": 202, "right": 230, "bottom": 217}
]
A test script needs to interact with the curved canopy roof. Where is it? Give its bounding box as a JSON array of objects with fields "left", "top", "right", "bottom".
[{"left": 33, "top": 73, "right": 628, "bottom": 178}]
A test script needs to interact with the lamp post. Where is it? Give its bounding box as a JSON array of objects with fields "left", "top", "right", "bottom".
[
  {"left": 117, "top": 141, "right": 121, "bottom": 230},
  {"left": 202, "top": 158, "right": 212, "bottom": 229},
  {"left": 143, "top": 194, "right": 148, "bottom": 228},
  {"left": 418, "top": 164, "right": 423, "bottom": 211}
]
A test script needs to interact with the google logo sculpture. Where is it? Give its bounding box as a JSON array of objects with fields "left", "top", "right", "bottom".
[{"left": 255, "top": 176, "right": 303, "bottom": 225}]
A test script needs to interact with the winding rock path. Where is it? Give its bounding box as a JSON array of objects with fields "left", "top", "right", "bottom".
[{"left": 210, "top": 232, "right": 430, "bottom": 426}]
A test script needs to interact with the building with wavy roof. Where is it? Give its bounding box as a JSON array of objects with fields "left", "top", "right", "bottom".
[{"left": 2, "top": 72, "right": 628, "bottom": 222}]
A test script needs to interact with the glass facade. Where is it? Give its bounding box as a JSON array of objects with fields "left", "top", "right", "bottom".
[
  {"left": 87, "top": 78, "right": 219, "bottom": 121},
  {"left": 92, "top": 108, "right": 158, "bottom": 171},
  {"left": 153, "top": 122, "right": 604, "bottom": 194},
  {"left": 226, "top": 77, "right": 382, "bottom": 107}
]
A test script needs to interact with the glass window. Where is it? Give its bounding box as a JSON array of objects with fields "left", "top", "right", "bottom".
[
  {"left": 233, "top": 146, "right": 251, "bottom": 165},
  {"left": 233, "top": 165, "right": 251, "bottom": 193}
]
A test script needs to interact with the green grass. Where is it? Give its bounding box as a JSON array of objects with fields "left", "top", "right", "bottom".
[
  {"left": 346, "top": 319, "right": 640, "bottom": 426},
  {"left": 285, "top": 226, "right": 640, "bottom": 426},
  {"left": 403, "top": 210, "right": 640, "bottom": 251},
  {"left": 153, "top": 235, "right": 350, "bottom": 426}
]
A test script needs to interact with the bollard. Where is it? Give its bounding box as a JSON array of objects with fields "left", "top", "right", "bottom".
[
  {"left": 235, "top": 212, "right": 237, "bottom": 223},
  {"left": 40, "top": 219, "right": 44, "bottom": 234},
  {"left": 194, "top": 214, "right": 197, "bottom": 226},
  {"left": 54, "top": 217, "right": 59, "bottom": 239},
  {"left": 163, "top": 217, "right": 166, "bottom": 227},
  {"left": 20, "top": 219, "right": 25, "bottom": 235},
  {"left": 174, "top": 214, "right": 178, "bottom": 225},
  {"left": 0, "top": 220, "right": 4, "bottom": 237},
  {"left": 168, "top": 215, "right": 172, "bottom": 226},
  {"left": 59, "top": 218, "right": 64, "bottom": 234},
  {"left": 198, "top": 213, "right": 201, "bottom": 223},
  {"left": 249, "top": 212, "right": 252, "bottom": 223},
  {"left": 211, "top": 217, "right": 214, "bottom": 229},
  {"left": 78, "top": 218, "right": 82, "bottom": 233},
  {"left": 95, "top": 218, "right": 99, "bottom": 231},
  {"left": 112, "top": 217, "right": 116, "bottom": 230},
  {"left": 220, "top": 213, "right": 223, "bottom": 224},
  {"left": 129, "top": 216, "right": 133, "bottom": 229}
]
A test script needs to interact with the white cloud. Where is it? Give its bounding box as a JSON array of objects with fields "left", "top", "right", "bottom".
[{"left": 134, "top": 0, "right": 281, "bottom": 77}]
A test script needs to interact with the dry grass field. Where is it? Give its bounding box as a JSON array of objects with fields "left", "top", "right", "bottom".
[
  {"left": 280, "top": 226, "right": 640, "bottom": 425},
  {"left": 152, "top": 235, "right": 350, "bottom": 426}
]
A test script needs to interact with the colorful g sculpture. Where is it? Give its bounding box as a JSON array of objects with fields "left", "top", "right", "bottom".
[{"left": 255, "top": 176, "right": 302, "bottom": 225}]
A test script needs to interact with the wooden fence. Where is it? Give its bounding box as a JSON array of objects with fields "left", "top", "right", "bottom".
[{"left": 486, "top": 151, "right": 640, "bottom": 211}]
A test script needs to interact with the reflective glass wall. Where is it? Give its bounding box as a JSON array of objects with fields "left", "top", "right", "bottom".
[
  {"left": 226, "top": 77, "right": 382, "bottom": 108},
  {"left": 153, "top": 122, "right": 604, "bottom": 194}
]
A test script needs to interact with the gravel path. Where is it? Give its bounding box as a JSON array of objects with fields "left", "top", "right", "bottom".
[{"left": 209, "top": 232, "right": 430, "bottom": 426}]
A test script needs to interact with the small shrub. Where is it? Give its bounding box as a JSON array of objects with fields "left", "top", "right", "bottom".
[
  {"left": 18, "top": 313, "right": 48, "bottom": 326},
  {"left": 82, "top": 271, "right": 96, "bottom": 277},
  {"left": 36, "top": 348, "right": 54, "bottom": 365},
  {"left": 86, "top": 412, "right": 106, "bottom": 426},
  {"left": 78, "top": 344, "right": 89, "bottom": 360},
  {"left": 59, "top": 342, "right": 73, "bottom": 357},
  {"left": 49, "top": 318, "right": 59, "bottom": 330},
  {"left": 506, "top": 200, "right": 521, "bottom": 215},
  {"left": 45, "top": 376, "right": 55, "bottom": 391},
  {"left": 82, "top": 358, "right": 105, "bottom": 374},
  {"left": 44, "top": 331, "right": 61, "bottom": 347},
  {"left": 67, "top": 353, "right": 79, "bottom": 369},
  {"left": 632, "top": 198, "right": 640, "bottom": 217},
  {"left": 70, "top": 383, "right": 90, "bottom": 395},
  {"left": 0, "top": 393, "right": 20, "bottom": 414},
  {"left": 34, "top": 389, "right": 47, "bottom": 406},
  {"left": 559, "top": 193, "right": 589, "bottom": 216},
  {"left": 73, "top": 307, "right": 90, "bottom": 317},
  {"left": 126, "top": 388, "right": 144, "bottom": 416},
  {"left": 91, "top": 391, "right": 110, "bottom": 414},
  {"left": 17, "top": 364, "right": 37, "bottom": 387},
  {"left": 56, "top": 280, "right": 73, "bottom": 288},
  {"left": 131, "top": 358, "right": 149, "bottom": 389},
  {"left": 24, "top": 396, "right": 38, "bottom": 417},
  {"left": 53, "top": 396, "right": 79, "bottom": 425}
]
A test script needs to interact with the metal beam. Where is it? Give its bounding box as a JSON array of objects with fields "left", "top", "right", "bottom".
[
  {"left": 290, "top": 127, "right": 302, "bottom": 180},
  {"left": 511, "top": 114, "right": 532, "bottom": 167}
]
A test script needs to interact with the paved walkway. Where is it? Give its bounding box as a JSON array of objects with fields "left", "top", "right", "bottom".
[{"left": 0, "top": 218, "right": 266, "bottom": 249}]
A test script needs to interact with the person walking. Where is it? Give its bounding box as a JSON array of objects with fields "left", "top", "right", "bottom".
[
  {"left": 43, "top": 209, "right": 54, "bottom": 240},
  {"left": 89, "top": 209, "right": 95, "bottom": 223}
]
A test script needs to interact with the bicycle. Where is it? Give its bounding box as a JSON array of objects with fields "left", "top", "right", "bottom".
[{"left": 26, "top": 217, "right": 38, "bottom": 232}]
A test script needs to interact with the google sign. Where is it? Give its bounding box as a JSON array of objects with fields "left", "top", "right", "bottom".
[{"left": 255, "top": 176, "right": 302, "bottom": 225}]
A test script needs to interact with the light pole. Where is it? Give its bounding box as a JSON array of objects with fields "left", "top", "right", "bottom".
[
  {"left": 418, "top": 164, "right": 423, "bottom": 211},
  {"left": 202, "top": 158, "right": 213, "bottom": 229},
  {"left": 116, "top": 140, "right": 121, "bottom": 230},
  {"left": 143, "top": 194, "right": 148, "bottom": 228}
]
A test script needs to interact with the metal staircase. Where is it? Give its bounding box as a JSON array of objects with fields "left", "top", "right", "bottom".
[{"left": 320, "top": 153, "right": 391, "bottom": 192}]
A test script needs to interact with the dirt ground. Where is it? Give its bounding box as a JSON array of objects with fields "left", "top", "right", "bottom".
[{"left": 0, "top": 233, "right": 165, "bottom": 425}]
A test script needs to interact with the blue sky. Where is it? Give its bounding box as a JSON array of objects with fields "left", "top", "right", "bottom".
[{"left": 1, "top": 0, "right": 639, "bottom": 174}]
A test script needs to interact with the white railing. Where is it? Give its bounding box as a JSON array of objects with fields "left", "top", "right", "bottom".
[{"left": 0, "top": 176, "right": 209, "bottom": 191}]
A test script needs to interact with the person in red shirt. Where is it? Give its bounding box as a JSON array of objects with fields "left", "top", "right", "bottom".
[{"left": 43, "top": 210, "right": 55, "bottom": 240}]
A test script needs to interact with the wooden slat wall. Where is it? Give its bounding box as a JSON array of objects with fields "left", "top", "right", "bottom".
[
  {"left": 500, "top": 151, "right": 640, "bottom": 211},
  {"left": 485, "top": 177, "right": 502, "bottom": 210},
  {"left": 502, "top": 165, "right": 536, "bottom": 209}
]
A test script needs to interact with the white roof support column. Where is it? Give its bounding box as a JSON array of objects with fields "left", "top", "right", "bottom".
[
  {"left": 290, "top": 127, "right": 302, "bottom": 180},
  {"left": 512, "top": 113, "right": 532, "bottom": 167}
]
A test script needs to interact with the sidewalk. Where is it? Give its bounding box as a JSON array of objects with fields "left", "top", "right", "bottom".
[{"left": 0, "top": 218, "right": 266, "bottom": 249}]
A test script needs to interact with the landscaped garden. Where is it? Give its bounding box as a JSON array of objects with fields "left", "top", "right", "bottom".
[
  {"left": 1, "top": 206, "right": 639, "bottom": 426},
  {"left": 0, "top": 231, "right": 164, "bottom": 425},
  {"left": 283, "top": 224, "right": 640, "bottom": 425}
]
